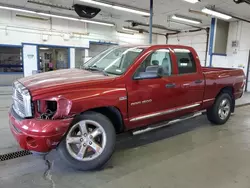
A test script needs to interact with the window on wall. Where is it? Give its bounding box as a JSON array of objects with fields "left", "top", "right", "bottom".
[
  {"left": 0, "top": 47, "right": 23, "bottom": 73},
  {"left": 174, "top": 49, "right": 197, "bottom": 74},
  {"left": 38, "top": 47, "right": 69, "bottom": 72}
]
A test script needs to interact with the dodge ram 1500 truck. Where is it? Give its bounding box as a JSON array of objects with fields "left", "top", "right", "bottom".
[{"left": 9, "top": 45, "right": 245, "bottom": 171}]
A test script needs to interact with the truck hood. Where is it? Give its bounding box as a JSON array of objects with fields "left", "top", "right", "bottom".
[{"left": 18, "top": 69, "right": 116, "bottom": 96}]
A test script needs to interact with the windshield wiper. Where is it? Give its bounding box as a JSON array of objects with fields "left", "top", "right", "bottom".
[{"left": 83, "top": 66, "right": 109, "bottom": 76}]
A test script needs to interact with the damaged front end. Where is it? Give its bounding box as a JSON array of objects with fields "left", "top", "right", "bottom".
[
  {"left": 9, "top": 95, "right": 74, "bottom": 152},
  {"left": 36, "top": 97, "right": 73, "bottom": 120}
]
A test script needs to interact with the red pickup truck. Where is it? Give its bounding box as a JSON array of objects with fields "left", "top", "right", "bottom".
[{"left": 9, "top": 45, "right": 245, "bottom": 170}]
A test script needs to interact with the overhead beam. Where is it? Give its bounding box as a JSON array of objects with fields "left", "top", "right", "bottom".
[
  {"left": 170, "top": 20, "right": 205, "bottom": 29},
  {"left": 123, "top": 27, "right": 166, "bottom": 36},
  {"left": 126, "top": 20, "right": 180, "bottom": 32}
]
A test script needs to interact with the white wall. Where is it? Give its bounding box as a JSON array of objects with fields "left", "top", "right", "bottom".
[
  {"left": 212, "top": 21, "right": 249, "bottom": 70},
  {"left": 212, "top": 21, "right": 249, "bottom": 91},
  {"left": 0, "top": 9, "right": 157, "bottom": 84},
  {"left": 0, "top": 10, "right": 89, "bottom": 48},
  {"left": 0, "top": 10, "right": 156, "bottom": 47},
  {"left": 156, "top": 35, "right": 166, "bottom": 44},
  {"left": 166, "top": 30, "right": 208, "bottom": 66}
]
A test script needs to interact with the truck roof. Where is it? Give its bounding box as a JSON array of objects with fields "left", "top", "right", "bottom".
[{"left": 119, "top": 44, "right": 193, "bottom": 49}]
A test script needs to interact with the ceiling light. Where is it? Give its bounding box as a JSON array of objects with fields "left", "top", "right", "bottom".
[
  {"left": 117, "top": 30, "right": 134, "bottom": 35},
  {"left": 16, "top": 14, "right": 49, "bottom": 21},
  {"left": 122, "top": 27, "right": 137, "bottom": 32},
  {"left": 37, "top": 13, "right": 80, "bottom": 21},
  {"left": 0, "top": 5, "right": 114, "bottom": 27},
  {"left": 79, "top": 0, "right": 112, "bottom": 7},
  {"left": 201, "top": 8, "right": 232, "bottom": 20},
  {"left": 39, "top": 47, "right": 49, "bottom": 50},
  {"left": 113, "top": 6, "right": 150, "bottom": 16},
  {"left": 38, "top": 12, "right": 114, "bottom": 26},
  {"left": 38, "top": 13, "right": 114, "bottom": 26},
  {"left": 183, "top": 0, "right": 200, "bottom": 3},
  {"left": 79, "top": 0, "right": 150, "bottom": 16},
  {"left": 80, "top": 19, "right": 114, "bottom": 26},
  {"left": 172, "top": 15, "right": 201, "bottom": 24},
  {"left": 122, "top": 27, "right": 141, "bottom": 33},
  {"left": 0, "top": 5, "right": 36, "bottom": 14}
]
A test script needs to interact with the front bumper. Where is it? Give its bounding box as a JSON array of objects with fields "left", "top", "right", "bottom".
[{"left": 9, "top": 107, "right": 73, "bottom": 152}]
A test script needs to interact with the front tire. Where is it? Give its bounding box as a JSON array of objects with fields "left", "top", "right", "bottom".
[
  {"left": 58, "top": 111, "right": 116, "bottom": 171},
  {"left": 207, "top": 93, "right": 233, "bottom": 125}
]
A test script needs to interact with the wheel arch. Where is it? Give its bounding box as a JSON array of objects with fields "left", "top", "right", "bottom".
[
  {"left": 217, "top": 86, "right": 235, "bottom": 112},
  {"left": 81, "top": 106, "right": 125, "bottom": 133}
]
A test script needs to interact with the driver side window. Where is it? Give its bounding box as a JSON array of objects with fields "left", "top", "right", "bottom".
[{"left": 135, "top": 49, "right": 172, "bottom": 79}]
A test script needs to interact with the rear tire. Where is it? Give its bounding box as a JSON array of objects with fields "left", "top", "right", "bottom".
[
  {"left": 58, "top": 111, "right": 116, "bottom": 171},
  {"left": 206, "top": 93, "right": 233, "bottom": 125}
]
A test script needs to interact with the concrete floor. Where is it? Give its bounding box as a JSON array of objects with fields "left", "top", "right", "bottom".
[
  {"left": 0, "top": 88, "right": 250, "bottom": 187},
  {"left": 0, "top": 94, "right": 20, "bottom": 154},
  {"left": 0, "top": 91, "right": 249, "bottom": 154}
]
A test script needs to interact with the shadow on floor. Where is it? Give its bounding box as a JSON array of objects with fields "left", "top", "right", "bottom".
[
  {"left": 45, "top": 115, "right": 209, "bottom": 172},
  {"left": 116, "top": 115, "right": 208, "bottom": 151}
]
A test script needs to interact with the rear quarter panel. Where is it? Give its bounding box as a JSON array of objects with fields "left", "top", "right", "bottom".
[{"left": 202, "top": 68, "right": 245, "bottom": 109}]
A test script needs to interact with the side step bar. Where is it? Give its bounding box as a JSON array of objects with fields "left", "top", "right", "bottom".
[
  {"left": 132, "top": 112, "right": 203, "bottom": 135},
  {"left": 132, "top": 102, "right": 250, "bottom": 136}
]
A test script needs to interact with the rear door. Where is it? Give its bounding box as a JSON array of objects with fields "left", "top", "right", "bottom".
[{"left": 169, "top": 48, "right": 205, "bottom": 114}]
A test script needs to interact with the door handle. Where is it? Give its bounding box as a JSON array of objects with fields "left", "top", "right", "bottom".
[
  {"left": 182, "top": 83, "right": 190, "bottom": 88},
  {"left": 166, "top": 83, "right": 176, "bottom": 88},
  {"left": 194, "top": 80, "right": 203, "bottom": 84}
]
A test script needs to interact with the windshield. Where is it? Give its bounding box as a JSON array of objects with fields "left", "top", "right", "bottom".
[{"left": 83, "top": 46, "right": 144, "bottom": 75}]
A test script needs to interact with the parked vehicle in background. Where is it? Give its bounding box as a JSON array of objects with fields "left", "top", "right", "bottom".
[{"left": 9, "top": 45, "right": 245, "bottom": 171}]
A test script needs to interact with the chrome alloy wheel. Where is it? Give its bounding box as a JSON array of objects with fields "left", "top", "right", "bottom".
[
  {"left": 218, "top": 99, "right": 231, "bottom": 120},
  {"left": 66, "top": 120, "right": 107, "bottom": 161}
]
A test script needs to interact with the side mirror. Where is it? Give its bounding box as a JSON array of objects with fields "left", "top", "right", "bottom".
[
  {"left": 134, "top": 66, "right": 163, "bottom": 80},
  {"left": 134, "top": 75, "right": 141, "bottom": 80}
]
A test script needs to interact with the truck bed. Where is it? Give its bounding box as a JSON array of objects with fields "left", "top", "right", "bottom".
[{"left": 201, "top": 66, "right": 245, "bottom": 103}]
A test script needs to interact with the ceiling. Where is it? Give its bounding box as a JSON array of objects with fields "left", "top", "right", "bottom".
[{"left": 1, "top": 0, "right": 250, "bottom": 33}]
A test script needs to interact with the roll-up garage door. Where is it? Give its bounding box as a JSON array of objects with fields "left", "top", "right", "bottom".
[{"left": 168, "top": 31, "right": 207, "bottom": 67}]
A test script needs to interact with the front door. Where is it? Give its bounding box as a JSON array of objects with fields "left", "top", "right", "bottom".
[{"left": 126, "top": 48, "right": 178, "bottom": 129}]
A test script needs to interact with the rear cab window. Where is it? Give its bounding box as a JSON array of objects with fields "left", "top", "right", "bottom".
[{"left": 174, "top": 49, "right": 197, "bottom": 74}]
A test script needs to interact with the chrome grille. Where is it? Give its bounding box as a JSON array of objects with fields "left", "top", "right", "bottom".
[
  {"left": 12, "top": 82, "right": 32, "bottom": 118},
  {"left": 16, "top": 89, "right": 23, "bottom": 102},
  {"left": 13, "top": 87, "right": 25, "bottom": 117}
]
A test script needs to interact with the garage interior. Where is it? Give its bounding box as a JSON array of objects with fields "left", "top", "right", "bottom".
[
  {"left": 1, "top": 0, "right": 250, "bottom": 187},
  {"left": 38, "top": 47, "right": 69, "bottom": 72}
]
